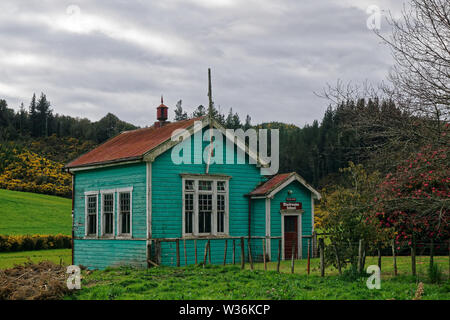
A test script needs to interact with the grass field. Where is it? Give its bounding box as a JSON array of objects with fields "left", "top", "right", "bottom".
[
  {"left": 249, "top": 255, "right": 450, "bottom": 280},
  {"left": 0, "top": 249, "right": 72, "bottom": 269},
  {"left": 0, "top": 249, "right": 447, "bottom": 299},
  {"left": 0, "top": 189, "right": 71, "bottom": 235},
  {"left": 67, "top": 256, "right": 449, "bottom": 300},
  {"left": 68, "top": 262, "right": 450, "bottom": 300}
]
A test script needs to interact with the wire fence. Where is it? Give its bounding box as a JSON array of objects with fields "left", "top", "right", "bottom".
[{"left": 147, "top": 235, "right": 450, "bottom": 279}]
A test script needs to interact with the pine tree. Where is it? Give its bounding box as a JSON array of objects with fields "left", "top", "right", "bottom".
[
  {"left": 192, "top": 105, "right": 206, "bottom": 118},
  {"left": 18, "top": 103, "right": 28, "bottom": 135},
  {"left": 244, "top": 115, "right": 251, "bottom": 130},
  {"left": 174, "top": 100, "right": 188, "bottom": 121},
  {"left": 29, "top": 93, "right": 38, "bottom": 137},
  {"left": 36, "top": 93, "right": 52, "bottom": 137}
]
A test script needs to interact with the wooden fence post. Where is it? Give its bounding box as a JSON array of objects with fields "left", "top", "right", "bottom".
[
  {"left": 240, "top": 237, "right": 245, "bottom": 270},
  {"left": 155, "top": 239, "right": 161, "bottom": 265},
  {"left": 277, "top": 239, "right": 281, "bottom": 273},
  {"left": 263, "top": 238, "right": 267, "bottom": 271},
  {"left": 357, "top": 239, "right": 363, "bottom": 274},
  {"left": 377, "top": 243, "right": 382, "bottom": 271},
  {"left": 291, "top": 244, "right": 295, "bottom": 274},
  {"left": 448, "top": 240, "right": 450, "bottom": 280},
  {"left": 232, "top": 240, "right": 236, "bottom": 265},
  {"left": 333, "top": 243, "right": 342, "bottom": 275},
  {"left": 223, "top": 240, "right": 228, "bottom": 266},
  {"left": 392, "top": 239, "right": 397, "bottom": 276},
  {"left": 176, "top": 239, "right": 180, "bottom": 267},
  {"left": 183, "top": 239, "right": 188, "bottom": 266},
  {"left": 313, "top": 231, "right": 317, "bottom": 258},
  {"left": 429, "top": 238, "right": 434, "bottom": 268},
  {"left": 247, "top": 239, "right": 254, "bottom": 270},
  {"left": 194, "top": 239, "right": 198, "bottom": 265},
  {"left": 319, "top": 238, "right": 325, "bottom": 277},
  {"left": 203, "top": 240, "right": 209, "bottom": 265},
  {"left": 411, "top": 238, "right": 416, "bottom": 277},
  {"left": 147, "top": 242, "right": 152, "bottom": 268},
  {"left": 307, "top": 239, "right": 311, "bottom": 275},
  {"left": 208, "top": 240, "right": 211, "bottom": 264}
]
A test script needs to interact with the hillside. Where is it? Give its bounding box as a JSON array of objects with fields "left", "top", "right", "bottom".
[{"left": 0, "top": 189, "right": 71, "bottom": 235}]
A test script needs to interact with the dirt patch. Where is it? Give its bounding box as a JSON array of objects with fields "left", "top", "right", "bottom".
[{"left": 0, "top": 260, "right": 70, "bottom": 300}]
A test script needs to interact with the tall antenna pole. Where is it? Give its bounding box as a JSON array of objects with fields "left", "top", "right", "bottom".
[
  {"left": 208, "top": 68, "right": 213, "bottom": 118},
  {"left": 206, "top": 68, "right": 213, "bottom": 174}
]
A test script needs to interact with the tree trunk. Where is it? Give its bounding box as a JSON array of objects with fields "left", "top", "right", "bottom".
[
  {"left": 319, "top": 238, "right": 325, "bottom": 277},
  {"left": 357, "top": 239, "right": 363, "bottom": 273},
  {"left": 377, "top": 243, "right": 382, "bottom": 271},
  {"left": 429, "top": 238, "right": 434, "bottom": 268},
  {"left": 333, "top": 244, "right": 342, "bottom": 275},
  {"left": 392, "top": 239, "right": 397, "bottom": 276}
]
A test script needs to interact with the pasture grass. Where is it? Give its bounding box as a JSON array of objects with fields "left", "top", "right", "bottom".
[
  {"left": 0, "top": 248, "right": 72, "bottom": 269},
  {"left": 0, "top": 189, "right": 71, "bottom": 235},
  {"left": 69, "top": 256, "right": 450, "bottom": 300},
  {"left": 249, "top": 255, "right": 450, "bottom": 280}
]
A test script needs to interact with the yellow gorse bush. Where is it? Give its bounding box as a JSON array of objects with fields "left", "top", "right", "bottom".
[
  {"left": 0, "top": 149, "right": 71, "bottom": 197},
  {"left": 0, "top": 234, "right": 72, "bottom": 252}
]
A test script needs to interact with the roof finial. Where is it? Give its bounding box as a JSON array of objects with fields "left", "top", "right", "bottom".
[{"left": 161, "top": 95, "right": 163, "bottom": 104}]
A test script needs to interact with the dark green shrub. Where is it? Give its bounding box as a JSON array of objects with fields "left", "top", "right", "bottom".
[{"left": 428, "top": 263, "right": 443, "bottom": 284}]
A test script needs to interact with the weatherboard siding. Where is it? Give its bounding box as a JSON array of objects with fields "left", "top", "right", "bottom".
[
  {"left": 270, "top": 181, "right": 312, "bottom": 259},
  {"left": 72, "top": 125, "right": 316, "bottom": 268},
  {"left": 73, "top": 162, "right": 147, "bottom": 268},
  {"left": 74, "top": 239, "right": 147, "bottom": 269},
  {"left": 151, "top": 127, "right": 266, "bottom": 265}
]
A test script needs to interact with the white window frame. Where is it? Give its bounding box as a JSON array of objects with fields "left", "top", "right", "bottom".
[
  {"left": 100, "top": 189, "right": 115, "bottom": 237},
  {"left": 182, "top": 176, "right": 229, "bottom": 237},
  {"left": 84, "top": 191, "right": 99, "bottom": 238},
  {"left": 117, "top": 187, "right": 133, "bottom": 238}
]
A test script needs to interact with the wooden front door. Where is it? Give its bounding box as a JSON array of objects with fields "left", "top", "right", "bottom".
[{"left": 284, "top": 216, "right": 298, "bottom": 259}]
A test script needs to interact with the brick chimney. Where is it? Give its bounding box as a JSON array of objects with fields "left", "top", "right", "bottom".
[{"left": 155, "top": 96, "right": 169, "bottom": 128}]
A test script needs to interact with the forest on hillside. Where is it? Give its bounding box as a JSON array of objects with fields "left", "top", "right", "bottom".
[{"left": 0, "top": 90, "right": 403, "bottom": 197}]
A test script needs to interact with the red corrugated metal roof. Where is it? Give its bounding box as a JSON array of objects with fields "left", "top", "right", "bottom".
[
  {"left": 66, "top": 117, "right": 203, "bottom": 168},
  {"left": 249, "top": 172, "right": 295, "bottom": 196}
]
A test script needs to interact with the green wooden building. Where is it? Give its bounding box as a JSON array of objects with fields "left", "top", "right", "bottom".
[{"left": 65, "top": 102, "right": 320, "bottom": 269}]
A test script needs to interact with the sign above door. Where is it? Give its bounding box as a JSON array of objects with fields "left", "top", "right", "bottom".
[{"left": 280, "top": 202, "right": 302, "bottom": 210}]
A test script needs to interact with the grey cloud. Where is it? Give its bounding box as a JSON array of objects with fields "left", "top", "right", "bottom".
[{"left": 0, "top": 0, "right": 399, "bottom": 127}]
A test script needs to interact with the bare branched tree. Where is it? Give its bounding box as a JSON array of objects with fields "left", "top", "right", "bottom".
[{"left": 376, "top": 0, "right": 450, "bottom": 122}]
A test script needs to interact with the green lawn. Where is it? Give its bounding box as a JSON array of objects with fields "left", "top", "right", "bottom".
[
  {"left": 0, "top": 189, "right": 71, "bottom": 235},
  {"left": 0, "top": 248, "right": 72, "bottom": 269},
  {"left": 1, "top": 249, "right": 448, "bottom": 299},
  {"left": 69, "top": 261, "right": 450, "bottom": 300},
  {"left": 248, "top": 255, "right": 450, "bottom": 280}
]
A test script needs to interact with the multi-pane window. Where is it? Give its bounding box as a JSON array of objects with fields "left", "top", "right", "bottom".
[
  {"left": 198, "top": 180, "right": 212, "bottom": 191},
  {"left": 217, "top": 181, "right": 226, "bottom": 192},
  {"left": 217, "top": 194, "right": 225, "bottom": 233},
  {"left": 86, "top": 195, "right": 97, "bottom": 236},
  {"left": 119, "top": 192, "right": 131, "bottom": 235},
  {"left": 103, "top": 193, "right": 114, "bottom": 235},
  {"left": 185, "top": 193, "right": 194, "bottom": 234},
  {"left": 183, "top": 178, "right": 228, "bottom": 236},
  {"left": 199, "top": 194, "right": 212, "bottom": 233}
]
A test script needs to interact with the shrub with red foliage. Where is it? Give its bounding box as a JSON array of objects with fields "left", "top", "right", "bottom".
[{"left": 374, "top": 145, "right": 449, "bottom": 244}]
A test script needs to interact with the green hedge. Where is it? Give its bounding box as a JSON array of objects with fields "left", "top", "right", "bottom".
[{"left": 0, "top": 234, "right": 72, "bottom": 252}]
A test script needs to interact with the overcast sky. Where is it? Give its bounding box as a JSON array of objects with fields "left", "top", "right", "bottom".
[{"left": 0, "top": 0, "right": 407, "bottom": 127}]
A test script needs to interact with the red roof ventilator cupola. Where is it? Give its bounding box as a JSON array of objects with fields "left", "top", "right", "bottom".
[{"left": 155, "top": 95, "right": 169, "bottom": 128}]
